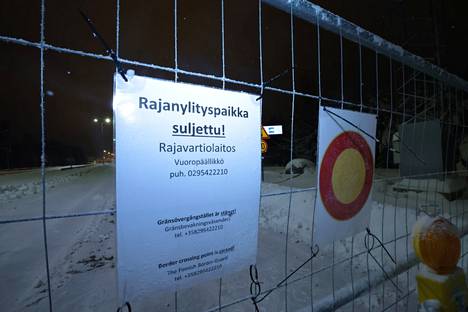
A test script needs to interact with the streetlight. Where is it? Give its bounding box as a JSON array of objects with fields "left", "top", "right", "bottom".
[
  {"left": 92, "top": 117, "right": 112, "bottom": 135},
  {"left": 92, "top": 117, "right": 112, "bottom": 159}
]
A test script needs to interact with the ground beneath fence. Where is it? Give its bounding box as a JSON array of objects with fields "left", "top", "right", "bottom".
[{"left": 2, "top": 165, "right": 468, "bottom": 311}]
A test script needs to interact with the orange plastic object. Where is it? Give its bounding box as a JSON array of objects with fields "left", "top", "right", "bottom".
[{"left": 413, "top": 216, "right": 461, "bottom": 275}]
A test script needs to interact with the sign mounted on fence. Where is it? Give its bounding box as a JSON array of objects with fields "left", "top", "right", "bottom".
[
  {"left": 261, "top": 126, "right": 270, "bottom": 140},
  {"left": 113, "top": 74, "right": 261, "bottom": 300},
  {"left": 264, "top": 125, "right": 283, "bottom": 135},
  {"left": 314, "top": 107, "right": 376, "bottom": 246},
  {"left": 261, "top": 126, "right": 269, "bottom": 154}
]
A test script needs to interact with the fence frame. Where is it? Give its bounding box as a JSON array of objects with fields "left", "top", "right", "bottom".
[{"left": 1, "top": 0, "right": 468, "bottom": 311}]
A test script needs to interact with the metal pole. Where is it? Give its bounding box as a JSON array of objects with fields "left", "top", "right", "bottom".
[
  {"left": 261, "top": 0, "right": 468, "bottom": 92},
  {"left": 100, "top": 121, "right": 104, "bottom": 158},
  {"left": 261, "top": 156, "right": 264, "bottom": 182}
]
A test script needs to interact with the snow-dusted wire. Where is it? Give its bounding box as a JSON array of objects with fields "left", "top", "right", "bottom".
[
  {"left": 375, "top": 52, "right": 379, "bottom": 112},
  {"left": 460, "top": 89, "right": 467, "bottom": 269},
  {"left": 284, "top": 3, "right": 296, "bottom": 309},
  {"left": 174, "top": 0, "right": 178, "bottom": 82},
  {"left": 340, "top": 25, "right": 344, "bottom": 110},
  {"left": 116, "top": 0, "right": 120, "bottom": 58},
  {"left": 359, "top": 40, "right": 363, "bottom": 112},
  {"left": 218, "top": 1, "right": 226, "bottom": 309},
  {"left": 0, "top": 210, "right": 115, "bottom": 225},
  {"left": 173, "top": 2, "right": 179, "bottom": 309},
  {"left": 221, "top": 0, "right": 225, "bottom": 90},
  {"left": 39, "top": 0, "right": 53, "bottom": 310},
  {"left": 333, "top": 23, "right": 344, "bottom": 309},
  {"left": 405, "top": 69, "right": 419, "bottom": 309},
  {"left": 377, "top": 55, "right": 384, "bottom": 310},
  {"left": 311, "top": 14, "right": 322, "bottom": 312},
  {"left": 0, "top": 33, "right": 465, "bottom": 130}
]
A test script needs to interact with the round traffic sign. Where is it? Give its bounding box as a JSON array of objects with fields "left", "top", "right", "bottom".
[
  {"left": 261, "top": 140, "right": 268, "bottom": 153},
  {"left": 319, "top": 131, "right": 373, "bottom": 220}
]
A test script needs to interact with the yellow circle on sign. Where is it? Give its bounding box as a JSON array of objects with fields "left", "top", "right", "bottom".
[{"left": 331, "top": 148, "right": 366, "bottom": 204}]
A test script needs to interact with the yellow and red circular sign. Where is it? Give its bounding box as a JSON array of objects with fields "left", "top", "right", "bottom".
[{"left": 319, "top": 131, "right": 373, "bottom": 221}]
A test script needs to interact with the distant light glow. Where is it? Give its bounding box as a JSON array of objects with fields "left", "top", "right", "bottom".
[
  {"left": 105, "top": 118, "right": 112, "bottom": 124},
  {"left": 93, "top": 118, "right": 98, "bottom": 123},
  {"left": 115, "top": 100, "right": 136, "bottom": 123}
]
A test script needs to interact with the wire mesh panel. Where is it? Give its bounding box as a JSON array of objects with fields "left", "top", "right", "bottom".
[{"left": 0, "top": 0, "right": 468, "bottom": 311}]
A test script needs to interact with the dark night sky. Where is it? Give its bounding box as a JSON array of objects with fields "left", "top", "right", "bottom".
[{"left": 1, "top": 0, "right": 468, "bottom": 168}]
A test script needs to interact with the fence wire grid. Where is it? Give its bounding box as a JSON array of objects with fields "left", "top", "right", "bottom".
[{"left": 1, "top": 0, "right": 468, "bottom": 311}]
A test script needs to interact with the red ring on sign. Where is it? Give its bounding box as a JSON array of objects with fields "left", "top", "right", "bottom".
[{"left": 319, "top": 131, "right": 374, "bottom": 221}]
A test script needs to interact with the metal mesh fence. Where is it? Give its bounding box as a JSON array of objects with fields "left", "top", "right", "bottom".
[{"left": 1, "top": 0, "right": 468, "bottom": 311}]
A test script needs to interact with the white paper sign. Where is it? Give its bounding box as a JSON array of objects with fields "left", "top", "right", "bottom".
[
  {"left": 265, "top": 125, "right": 283, "bottom": 135},
  {"left": 314, "top": 106, "right": 376, "bottom": 246},
  {"left": 113, "top": 75, "right": 261, "bottom": 300}
]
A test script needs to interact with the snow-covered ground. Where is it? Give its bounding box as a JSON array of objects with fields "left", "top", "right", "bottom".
[
  {"left": 0, "top": 165, "right": 116, "bottom": 311},
  {"left": 1, "top": 165, "right": 468, "bottom": 311}
]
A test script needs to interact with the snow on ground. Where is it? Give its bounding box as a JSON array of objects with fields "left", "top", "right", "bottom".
[
  {"left": 0, "top": 165, "right": 95, "bottom": 205},
  {"left": 1, "top": 165, "right": 468, "bottom": 311},
  {"left": 0, "top": 165, "right": 116, "bottom": 312}
]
